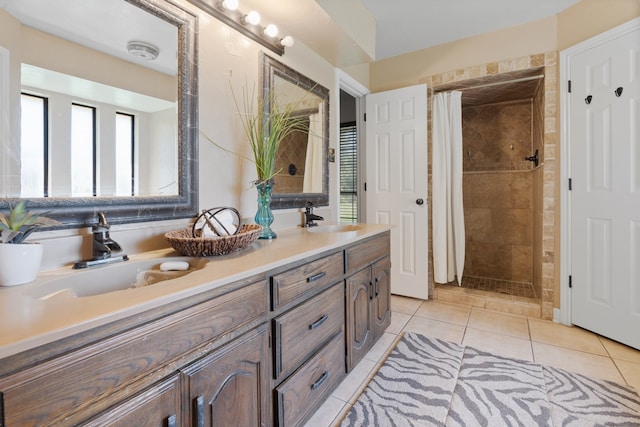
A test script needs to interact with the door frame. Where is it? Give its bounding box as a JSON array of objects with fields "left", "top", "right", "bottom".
[
  {"left": 559, "top": 17, "right": 640, "bottom": 326},
  {"left": 336, "top": 70, "right": 369, "bottom": 222}
]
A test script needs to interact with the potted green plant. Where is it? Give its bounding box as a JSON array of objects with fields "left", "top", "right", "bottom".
[
  {"left": 0, "top": 201, "right": 57, "bottom": 286},
  {"left": 201, "top": 84, "right": 308, "bottom": 240}
]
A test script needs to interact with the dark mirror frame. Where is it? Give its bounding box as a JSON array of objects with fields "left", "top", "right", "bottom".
[
  {"left": 0, "top": 0, "right": 199, "bottom": 229},
  {"left": 261, "top": 53, "right": 330, "bottom": 209}
]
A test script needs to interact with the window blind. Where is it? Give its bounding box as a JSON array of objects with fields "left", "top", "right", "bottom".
[{"left": 340, "top": 122, "right": 357, "bottom": 223}]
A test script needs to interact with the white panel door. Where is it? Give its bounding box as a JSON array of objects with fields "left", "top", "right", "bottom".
[
  {"left": 366, "top": 84, "right": 428, "bottom": 299},
  {"left": 570, "top": 27, "right": 640, "bottom": 349}
]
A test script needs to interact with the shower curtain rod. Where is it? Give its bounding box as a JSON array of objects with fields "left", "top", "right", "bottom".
[{"left": 434, "top": 74, "right": 544, "bottom": 93}]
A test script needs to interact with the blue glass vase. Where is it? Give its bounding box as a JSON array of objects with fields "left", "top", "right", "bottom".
[{"left": 255, "top": 181, "right": 277, "bottom": 239}]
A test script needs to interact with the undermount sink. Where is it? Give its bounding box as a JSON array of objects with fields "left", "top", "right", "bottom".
[
  {"left": 26, "top": 257, "right": 207, "bottom": 300},
  {"left": 306, "top": 224, "right": 363, "bottom": 233}
]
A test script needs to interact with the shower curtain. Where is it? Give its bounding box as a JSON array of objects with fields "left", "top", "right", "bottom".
[
  {"left": 432, "top": 91, "right": 465, "bottom": 285},
  {"left": 303, "top": 102, "right": 323, "bottom": 193}
]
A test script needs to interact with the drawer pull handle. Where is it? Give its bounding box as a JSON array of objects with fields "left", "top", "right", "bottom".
[
  {"left": 309, "top": 314, "right": 329, "bottom": 330},
  {"left": 308, "top": 271, "right": 327, "bottom": 282},
  {"left": 375, "top": 277, "right": 380, "bottom": 297},
  {"left": 311, "top": 371, "right": 329, "bottom": 390},
  {"left": 369, "top": 281, "right": 374, "bottom": 300}
]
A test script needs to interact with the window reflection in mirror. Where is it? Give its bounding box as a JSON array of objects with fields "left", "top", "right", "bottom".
[
  {"left": 18, "top": 64, "right": 178, "bottom": 198},
  {"left": 0, "top": 0, "right": 197, "bottom": 228}
]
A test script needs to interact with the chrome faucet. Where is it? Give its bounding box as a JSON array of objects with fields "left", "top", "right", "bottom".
[
  {"left": 73, "top": 213, "right": 128, "bottom": 268},
  {"left": 303, "top": 202, "right": 324, "bottom": 228},
  {"left": 93, "top": 213, "right": 122, "bottom": 259}
]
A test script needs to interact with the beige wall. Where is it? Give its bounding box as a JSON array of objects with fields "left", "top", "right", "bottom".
[
  {"left": 370, "top": 17, "right": 557, "bottom": 92},
  {"left": 370, "top": 0, "right": 640, "bottom": 92},
  {"left": 557, "top": 0, "right": 640, "bottom": 50}
]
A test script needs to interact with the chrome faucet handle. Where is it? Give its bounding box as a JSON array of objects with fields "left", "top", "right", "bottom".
[
  {"left": 93, "top": 212, "right": 111, "bottom": 232},
  {"left": 98, "top": 212, "right": 108, "bottom": 226},
  {"left": 303, "top": 202, "right": 323, "bottom": 227}
]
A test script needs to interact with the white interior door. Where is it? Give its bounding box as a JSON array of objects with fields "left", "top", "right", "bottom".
[
  {"left": 365, "top": 84, "right": 428, "bottom": 299},
  {"left": 569, "top": 25, "right": 640, "bottom": 349}
]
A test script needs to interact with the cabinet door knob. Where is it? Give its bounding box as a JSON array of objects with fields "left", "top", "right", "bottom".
[{"left": 416, "top": 198, "right": 424, "bottom": 205}]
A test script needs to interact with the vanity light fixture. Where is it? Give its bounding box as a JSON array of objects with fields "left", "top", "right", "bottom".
[
  {"left": 187, "top": 0, "right": 292, "bottom": 56},
  {"left": 280, "top": 35, "right": 295, "bottom": 47},
  {"left": 244, "top": 10, "right": 261, "bottom": 26},
  {"left": 263, "top": 24, "right": 278, "bottom": 38},
  {"left": 220, "top": 0, "right": 238, "bottom": 10},
  {"left": 126, "top": 41, "right": 159, "bottom": 60}
]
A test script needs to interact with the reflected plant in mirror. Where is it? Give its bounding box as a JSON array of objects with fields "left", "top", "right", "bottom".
[
  {"left": 201, "top": 83, "right": 311, "bottom": 185},
  {"left": 261, "top": 54, "right": 330, "bottom": 209},
  {"left": 201, "top": 82, "right": 312, "bottom": 239},
  {"left": 0, "top": 0, "right": 198, "bottom": 228}
]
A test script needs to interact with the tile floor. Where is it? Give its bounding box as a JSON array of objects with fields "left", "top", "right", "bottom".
[{"left": 304, "top": 295, "right": 640, "bottom": 427}]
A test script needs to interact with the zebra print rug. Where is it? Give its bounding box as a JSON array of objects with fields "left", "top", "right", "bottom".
[{"left": 341, "top": 333, "right": 640, "bottom": 426}]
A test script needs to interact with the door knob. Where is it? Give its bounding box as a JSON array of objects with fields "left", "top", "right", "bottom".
[{"left": 416, "top": 198, "right": 424, "bottom": 205}]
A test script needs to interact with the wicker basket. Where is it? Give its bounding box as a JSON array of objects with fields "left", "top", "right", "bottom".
[{"left": 165, "top": 224, "right": 263, "bottom": 256}]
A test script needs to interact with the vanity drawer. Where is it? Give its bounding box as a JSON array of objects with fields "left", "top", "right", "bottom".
[
  {"left": 271, "top": 251, "right": 343, "bottom": 310},
  {"left": 275, "top": 332, "right": 345, "bottom": 427},
  {"left": 273, "top": 283, "right": 344, "bottom": 380},
  {"left": 345, "top": 232, "right": 390, "bottom": 275}
]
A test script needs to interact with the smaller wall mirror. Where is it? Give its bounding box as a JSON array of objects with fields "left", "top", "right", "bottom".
[{"left": 261, "top": 53, "right": 329, "bottom": 209}]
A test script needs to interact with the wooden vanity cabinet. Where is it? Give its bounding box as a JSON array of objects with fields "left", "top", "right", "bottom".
[
  {"left": 0, "top": 229, "right": 391, "bottom": 427},
  {"left": 0, "top": 279, "right": 268, "bottom": 427},
  {"left": 345, "top": 233, "right": 391, "bottom": 371},
  {"left": 181, "top": 324, "right": 271, "bottom": 427}
]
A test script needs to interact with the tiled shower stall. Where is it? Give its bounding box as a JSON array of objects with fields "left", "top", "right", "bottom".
[
  {"left": 461, "top": 84, "right": 544, "bottom": 300},
  {"left": 422, "top": 53, "right": 558, "bottom": 319}
]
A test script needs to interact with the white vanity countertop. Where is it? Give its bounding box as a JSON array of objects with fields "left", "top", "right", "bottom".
[{"left": 0, "top": 223, "right": 391, "bottom": 359}]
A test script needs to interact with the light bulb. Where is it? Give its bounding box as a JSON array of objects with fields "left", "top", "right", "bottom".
[
  {"left": 244, "top": 11, "right": 260, "bottom": 26},
  {"left": 280, "top": 35, "right": 294, "bottom": 47},
  {"left": 221, "top": 0, "right": 238, "bottom": 10},
  {"left": 264, "top": 24, "right": 278, "bottom": 38}
]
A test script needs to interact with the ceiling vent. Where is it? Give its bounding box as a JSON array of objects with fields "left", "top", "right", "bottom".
[{"left": 126, "top": 41, "right": 159, "bottom": 60}]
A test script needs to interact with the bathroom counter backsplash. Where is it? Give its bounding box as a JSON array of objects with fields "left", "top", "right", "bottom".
[{"left": 0, "top": 223, "right": 390, "bottom": 359}]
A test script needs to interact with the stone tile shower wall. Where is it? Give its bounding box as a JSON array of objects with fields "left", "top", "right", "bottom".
[
  {"left": 421, "top": 52, "right": 558, "bottom": 320},
  {"left": 274, "top": 125, "right": 309, "bottom": 193},
  {"left": 462, "top": 101, "right": 534, "bottom": 285}
]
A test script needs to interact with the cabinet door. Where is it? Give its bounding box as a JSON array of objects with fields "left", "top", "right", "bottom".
[
  {"left": 372, "top": 257, "right": 391, "bottom": 339},
  {"left": 82, "top": 374, "right": 181, "bottom": 427},
  {"left": 183, "top": 325, "right": 270, "bottom": 427},
  {"left": 346, "top": 268, "right": 373, "bottom": 371}
]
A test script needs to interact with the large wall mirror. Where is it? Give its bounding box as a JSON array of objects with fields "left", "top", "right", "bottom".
[
  {"left": 0, "top": 0, "right": 198, "bottom": 228},
  {"left": 261, "top": 54, "right": 329, "bottom": 209}
]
